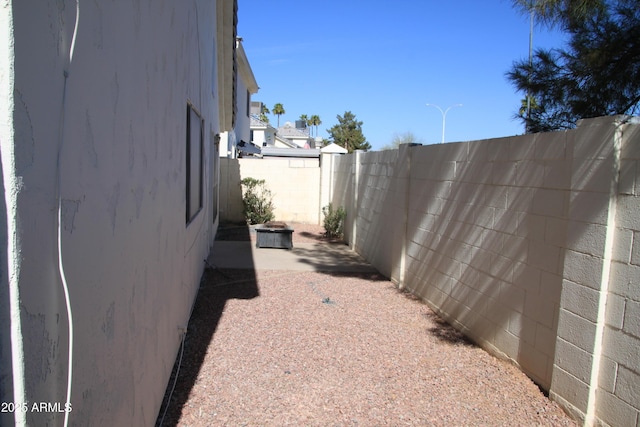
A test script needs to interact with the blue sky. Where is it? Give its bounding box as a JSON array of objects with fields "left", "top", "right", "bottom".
[{"left": 238, "top": 1, "right": 567, "bottom": 150}]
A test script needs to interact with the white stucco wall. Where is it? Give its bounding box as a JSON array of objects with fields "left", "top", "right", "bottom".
[
  {"left": 251, "top": 127, "right": 265, "bottom": 146},
  {"left": 250, "top": 126, "right": 276, "bottom": 147},
  {"left": 1, "top": 1, "right": 223, "bottom": 425},
  {"left": 0, "top": 5, "right": 17, "bottom": 427}
]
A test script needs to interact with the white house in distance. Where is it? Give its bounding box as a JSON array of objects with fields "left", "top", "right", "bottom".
[
  {"left": 220, "top": 37, "right": 259, "bottom": 158},
  {"left": 248, "top": 109, "right": 344, "bottom": 158},
  {"left": 249, "top": 114, "right": 279, "bottom": 148},
  {"left": 249, "top": 103, "right": 317, "bottom": 150},
  {"left": 0, "top": 1, "right": 238, "bottom": 425},
  {"left": 248, "top": 102, "right": 299, "bottom": 150}
]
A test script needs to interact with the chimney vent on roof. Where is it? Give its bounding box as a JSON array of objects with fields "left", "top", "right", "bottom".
[{"left": 250, "top": 101, "right": 263, "bottom": 116}]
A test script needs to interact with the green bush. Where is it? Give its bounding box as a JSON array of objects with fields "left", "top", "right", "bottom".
[
  {"left": 241, "top": 177, "right": 275, "bottom": 225},
  {"left": 322, "top": 203, "right": 346, "bottom": 239}
]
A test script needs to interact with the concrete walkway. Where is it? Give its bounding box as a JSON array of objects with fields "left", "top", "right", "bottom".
[{"left": 208, "top": 240, "right": 378, "bottom": 273}]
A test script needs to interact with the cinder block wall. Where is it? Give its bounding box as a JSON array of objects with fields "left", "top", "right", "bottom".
[
  {"left": 330, "top": 116, "right": 640, "bottom": 426},
  {"left": 549, "top": 117, "right": 640, "bottom": 426},
  {"left": 598, "top": 121, "right": 640, "bottom": 426},
  {"left": 217, "top": 118, "right": 640, "bottom": 424},
  {"left": 412, "top": 132, "right": 571, "bottom": 390},
  {"left": 220, "top": 157, "right": 322, "bottom": 224},
  {"left": 336, "top": 135, "right": 568, "bottom": 390},
  {"left": 335, "top": 149, "right": 406, "bottom": 279}
]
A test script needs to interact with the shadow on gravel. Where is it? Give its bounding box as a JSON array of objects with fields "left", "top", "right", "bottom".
[
  {"left": 423, "top": 310, "right": 475, "bottom": 346},
  {"left": 395, "top": 286, "right": 474, "bottom": 347},
  {"left": 156, "top": 224, "right": 259, "bottom": 427},
  {"left": 289, "top": 243, "right": 378, "bottom": 273}
]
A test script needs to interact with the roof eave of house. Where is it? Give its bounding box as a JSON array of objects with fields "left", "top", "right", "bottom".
[
  {"left": 275, "top": 135, "right": 298, "bottom": 148},
  {"left": 236, "top": 39, "right": 259, "bottom": 94},
  {"left": 250, "top": 115, "right": 276, "bottom": 131}
]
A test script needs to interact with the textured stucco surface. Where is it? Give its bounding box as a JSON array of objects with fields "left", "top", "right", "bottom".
[{"left": 1, "top": 1, "right": 222, "bottom": 425}]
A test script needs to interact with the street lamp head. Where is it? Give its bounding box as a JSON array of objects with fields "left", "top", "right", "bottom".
[{"left": 425, "top": 103, "right": 463, "bottom": 144}]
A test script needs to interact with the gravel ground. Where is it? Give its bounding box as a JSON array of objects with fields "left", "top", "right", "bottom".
[{"left": 156, "top": 223, "right": 576, "bottom": 426}]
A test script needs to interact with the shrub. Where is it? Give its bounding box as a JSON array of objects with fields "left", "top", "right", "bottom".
[
  {"left": 322, "top": 203, "right": 346, "bottom": 239},
  {"left": 241, "top": 177, "right": 275, "bottom": 225}
]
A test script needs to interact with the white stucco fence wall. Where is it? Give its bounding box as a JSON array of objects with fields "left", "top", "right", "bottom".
[
  {"left": 1, "top": 2, "right": 222, "bottom": 426},
  {"left": 330, "top": 116, "right": 640, "bottom": 427}
]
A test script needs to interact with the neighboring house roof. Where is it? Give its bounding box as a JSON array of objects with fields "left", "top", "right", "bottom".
[
  {"left": 274, "top": 134, "right": 299, "bottom": 148},
  {"left": 321, "top": 142, "right": 348, "bottom": 154},
  {"left": 250, "top": 114, "right": 275, "bottom": 130},
  {"left": 277, "top": 122, "right": 311, "bottom": 139}
]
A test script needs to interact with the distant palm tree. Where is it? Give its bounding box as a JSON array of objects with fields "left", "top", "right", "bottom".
[
  {"left": 259, "top": 104, "right": 270, "bottom": 123},
  {"left": 309, "top": 114, "right": 322, "bottom": 137},
  {"left": 519, "top": 95, "right": 540, "bottom": 133},
  {"left": 272, "top": 103, "right": 285, "bottom": 127},
  {"left": 299, "top": 114, "right": 310, "bottom": 135},
  {"left": 519, "top": 96, "right": 539, "bottom": 116}
]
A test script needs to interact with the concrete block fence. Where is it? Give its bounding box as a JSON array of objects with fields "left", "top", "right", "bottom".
[
  {"left": 330, "top": 116, "right": 640, "bottom": 427},
  {"left": 218, "top": 116, "right": 639, "bottom": 426},
  {"left": 220, "top": 157, "right": 324, "bottom": 224}
]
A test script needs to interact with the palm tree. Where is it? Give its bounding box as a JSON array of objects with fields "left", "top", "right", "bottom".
[
  {"left": 299, "top": 114, "right": 310, "bottom": 135},
  {"left": 259, "top": 104, "right": 270, "bottom": 123},
  {"left": 519, "top": 95, "right": 541, "bottom": 133},
  {"left": 519, "top": 96, "right": 540, "bottom": 117},
  {"left": 309, "top": 114, "right": 322, "bottom": 137},
  {"left": 272, "top": 103, "right": 285, "bottom": 127}
]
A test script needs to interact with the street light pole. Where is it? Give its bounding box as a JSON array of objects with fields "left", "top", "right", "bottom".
[
  {"left": 426, "top": 103, "right": 463, "bottom": 143},
  {"left": 526, "top": 8, "right": 534, "bottom": 133}
]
